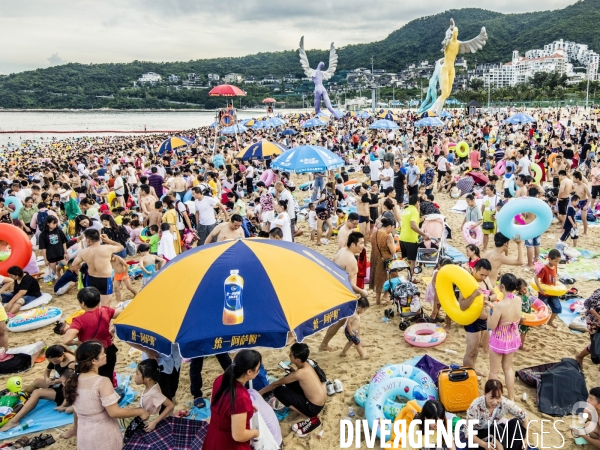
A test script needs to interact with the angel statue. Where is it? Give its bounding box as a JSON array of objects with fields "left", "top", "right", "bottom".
[
  {"left": 298, "top": 36, "right": 340, "bottom": 119},
  {"left": 425, "top": 19, "right": 488, "bottom": 115}
]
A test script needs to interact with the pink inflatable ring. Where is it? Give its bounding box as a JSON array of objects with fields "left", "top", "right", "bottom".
[
  {"left": 494, "top": 160, "right": 506, "bottom": 176},
  {"left": 404, "top": 323, "right": 447, "bottom": 348},
  {"left": 259, "top": 169, "right": 275, "bottom": 186},
  {"left": 462, "top": 222, "right": 483, "bottom": 246}
]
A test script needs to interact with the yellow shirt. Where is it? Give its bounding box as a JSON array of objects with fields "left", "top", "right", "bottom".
[
  {"left": 414, "top": 157, "right": 425, "bottom": 174},
  {"left": 336, "top": 214, "right": 348, "bottom": 228},
  {"left": 399, "top": 205, "right": 420, "bottom": 243},
  {"left": 208, "top": 180, "right": 217, "bottom": 196},
  {"left": 114, "top": 216, "right": 123, "bottom": 225}
]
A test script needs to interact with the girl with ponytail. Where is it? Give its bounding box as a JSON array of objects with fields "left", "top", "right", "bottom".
[
  {"left": 131, "top": 359, "right": 174, "bottom": 432},
  {"left": 59, "top": 341, "right": 149, "bottom": 449},
  {"left": 203, "top": 349, "right": 262, "bottom": 450}
]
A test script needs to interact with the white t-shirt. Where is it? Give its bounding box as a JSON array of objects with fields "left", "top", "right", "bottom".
[
  {"left": 369, "top": 158, "right": 382, "bottom": 182},
  {"left": 279, "top": 189, "right": 295, "bottom": 220},
  {"left": 437, "top": 156, "right": 448, "bottom": 171},
  {"left": 175, "top": 201, "right": 187, "bottom": 230},
  {"left": 271, "top": 212, "right": 292, "bottom": 241},
  {"left": 113, "top": 176, "right": 125, "bottom": 196},
  {"left": 518, "top": 156, "right": 530, "bottom": 176},
  {"left": 308, "top": 210, "right": 317, "bottom": 229},
  {"left": 380, "top": 167, "right": 394, "bottom": 189},
  {"left": 194, "top": 196, "right": 218, "bottom": 225},
  {"left": 245, "top": 166, "right": 254, "bottom": 178}
]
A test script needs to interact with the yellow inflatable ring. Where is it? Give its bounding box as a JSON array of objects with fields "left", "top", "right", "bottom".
[
  {"left": 436, "top": 265, "right": 483, "bottom": 325},
  {"left": 547, "top": 153, "right": 557, "bottom": 168},
  {"left": 107, "top": 191, "right": 117, "bottom": 207},
  {"left": 388, "top": 400, "right": 421, "bottom": 446},
  {"left": 530, "top": 162, "right": 542, "bottom": 184},
  {"left": 529, "top": 279, "right": 567, "bottom": 297},
  {"left": 456, "top": 141, "right": 469, "bottom": 158}
]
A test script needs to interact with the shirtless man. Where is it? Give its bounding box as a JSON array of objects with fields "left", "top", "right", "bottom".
[
  {"left": 319, "top": 231, "right": 367, "bottom": 352},
  {"left": 204, "top": 214, "right": 245, "bottom": 243},
  {"left": 557, "top": 170, "right": 573, "bottom": 226},
  {"left": 482, "top": 232, "right": 524, "bottom": 285},
  {"left": 337, "top": 212, "right": 359, "bottom": 250},
  {"left": 459, "top": 258, "right": 496, "bottom": 376},
  {"left": 259, "top": 343, "right": 326, "bottom": 437},
  {"left": 573, "top": 171, "right": 592, "bottom": 235},
  {"left": 138, "top": 185, "right": 157, "bottom": 217},
  {"left": 354, "top": 184, "right": 371, "bottom": 238},
  {"left": 70, "top": 228, "right": 124, "bottom": 306},
  {"left": 515, "top": 175, "right": 528, "bottom": 198},
  {"left": 169, "top": 170, "right": 187, "bottom": 198}
]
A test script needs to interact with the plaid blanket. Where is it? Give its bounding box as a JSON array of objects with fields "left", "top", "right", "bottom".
[
  {"left": 516, "top": 362, "right": 558, "bottom": 404},
  {"left": 123, "top": 417, "right": 208, "bottom": 450}
]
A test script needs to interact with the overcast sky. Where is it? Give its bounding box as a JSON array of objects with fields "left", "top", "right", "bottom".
[{"left": 0, "top": 0, "right": 576, "bottom": 75}]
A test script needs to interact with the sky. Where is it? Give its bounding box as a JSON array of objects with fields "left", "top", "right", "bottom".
[{"left": 0, "top": 0, "right": 577, "bottom": 75}]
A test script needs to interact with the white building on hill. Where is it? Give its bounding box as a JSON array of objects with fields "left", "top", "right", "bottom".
[
  {"left": 138, "top": 72, "right": 162, "bottom": 84},
  {"left": 526, "top": 39, "right": 599, "bottom": 80}
]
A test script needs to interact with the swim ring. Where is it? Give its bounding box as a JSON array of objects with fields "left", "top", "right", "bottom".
[
  {"left": 183, "top": 190, "right": 193, "bottom": 202},
  {"left": 548, "top": 153, "right": 557, "bottom": 168},
  {"left": 462, "top": 222, "right": 483, "bottom": 246},
  {"left": 493, "top": 160, "right": 506, "bottom": 176},
  {"left": 354, "top": 384, "right": 406, "bottom": 420},
  {"left": 140, "top": 227, "right": 151, "bottom": 243},
  {"left": 259, "top": 169, "right": 275, "bottom": 186},
  {"left": 403, "top": 323, "right": 447, "bottom": 347},
  {"left": 299, "top": 182, "right": 313, "bottom": 191},
  {"left": 529, "top": 279, "right": 567, "bottom": 297},
  {"left": 507, "top": 179, "right": 517, "bottom": 197},
  {"left": 496, "top": 197, "right": 552, "bottom": 241},
  {"left": 65, "top": 309, "right": 85, "bottom": 325},
  {"left": 20, "top": 293, "right": 52, "bottom": 311},
  {"left": 530, "top": 163, "right": 542, "bottom": 184},
  {"left": 389, "top": 400, "right": 422, "bottom": 446},
  {"left": 456, "top": 142, "right": 469, "bottom": 158},
  {"left": 521, "top": 298, "right": 550, "bottom": 327},
  {"left": 107, "top": 191, "right": 117, "bottom": 207},
  {"left": 436, "top": 264, "right": 483, "bottom": 325},
  {"left": 0, "top": 224, "right": 32, "bottom": 277},
  {"left": 368, "top": 364, "right": 437, "bottom": 400},
  {"left": 7, "top": 307, "right": 62, "bottom": 332},
  {"left": 4, "top": 197, "right": 22, "bottom": 220}
]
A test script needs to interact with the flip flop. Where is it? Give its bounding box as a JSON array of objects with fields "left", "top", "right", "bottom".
[{"left": 35, "top": 355, "right": 46, "bottom": 364}]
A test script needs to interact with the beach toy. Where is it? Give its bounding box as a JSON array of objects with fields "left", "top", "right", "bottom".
[
  {"left": 462, "top": 222, "right": 483, "bottom": 246},
  {"left": 547, "top": 153, "right": 557, "bottom": 168},
  {"left": 6, "top": 377, "right": 22, "bottom": 393},
  {"left": 259, "top": 169, "right": 275, "bottom": 186},
  {"left": 344, "top": 180, "right": 358, "bottom": 186},
  {"left": 354, "top": 384, "right": 369, "bottom": 408},
  {"left": 436, "top": 264, "right": 483, "bottom": 326},
  {"left": 183, "top": 190, "right": 193, "bottom": 202},
  {"left": 529, "top": 279, "right": 567, "bottom": 297},
  {"left": 0, "top": 252, "right": 9, "bottom": 262},
  {"left": 7, "top": 306, "right": 62, "bottom": 332},
  {"left": 0, "top": 396, "right": 17, "bottom": 408},
  {"left": 507, "top": 179, "right": 517, "bottom": 197},
  {"left": 388, "top": 400, "right": 421, "bottom": 446},
  {"left": 493, "top": 160, "right": 506, "bottom": 176},
  {"left": 107, "top": 191, "right": 117, "bottom": 207},
  {"left": 65, "top": 309, "right": 85, "bottom": 325},
  {"left": 530, "top": 162, "right": 542, "bottom": 184},
  {"left": 19, "top": 293, "right": 53, "bottom": 311},
  {"left": 368, "top": 364, "right": 437, "bottom": 400},
  {"left": 496, "top": 198, "right": 552, "bottom": 241},
  {"left": 140, "top": 227, "right": 151, "bottom": 243},
  {"left": 455, "top": 141, "right": 469, "bottom": 158},
  {"left": 0, "top": 224, "right": 32, "bottom": 277},
  {"left": 403, "top": 322, "right": 447, "bottom": 347},
  {"left": 4, "top": 196, "right": 22, "bottom": 220},
  {"left": 299, "top": 182, "right": 313, "bottom": 191},
  {"left": 520, "top": 298, "right": 550, "bottom": 327},
  {"left": 514, "top": 214, "right": 526, "bottom": 225},
  {"left": 354, "top": 385, "right": 406, "bottom": 420}
]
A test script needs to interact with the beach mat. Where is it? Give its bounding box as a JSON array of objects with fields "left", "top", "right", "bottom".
[
  {"left": 123, "top": 417, "right": 208, "bottom": 450},
  {"left": 445, "top": 245, "right": 468, "bottom": 263},
  {"left": 540, "top": 248, "right": 599, "bottom": 259},
  {"left": 557, "top": 297, "right": 584, "bottom": 333},
  {"left": 0, "top": 374, "right": 136, "bottom": 441}
]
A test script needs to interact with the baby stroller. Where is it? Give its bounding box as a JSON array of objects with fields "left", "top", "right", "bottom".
[
  {"left": 383, "top": 260, "right": 430, "bottom": 330},
  {"left": 414, "top": 214, "right": 447, "bottom": 275}
]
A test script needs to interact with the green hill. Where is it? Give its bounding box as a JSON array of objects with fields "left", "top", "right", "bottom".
[{"left": 2, "top": 0, "right": 600, "bottom": 109}]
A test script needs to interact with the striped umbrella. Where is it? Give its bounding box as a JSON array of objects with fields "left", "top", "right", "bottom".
[
  {"left": 220, "top": 124, "right": 248, "bottom": 135},
  {"left": 236, "top": 140, "right": 287, "bottom": 160},
  {"left": 268, "top": 117, "right": 286, "bottom": 127},
  {"left": 114, "top": 239, "right": 357, "bottom": 358},
  {"left": 157, "top": 136, "right": 193, "bottom": 154},
  {"left": 302, "top": 118, "right": 327, "bottom": 128}
]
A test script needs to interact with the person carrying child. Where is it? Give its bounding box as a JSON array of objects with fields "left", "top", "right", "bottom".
[
  {"left": 341, "top": 297, "right": 370, "bottom": 359},
  {"left": 534, "top": 248, "right": 562, "bottom": 328}
]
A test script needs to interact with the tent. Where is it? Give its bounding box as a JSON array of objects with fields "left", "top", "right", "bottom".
[{"left": 466, "top": 100, "right": 482, "bottom": 108}]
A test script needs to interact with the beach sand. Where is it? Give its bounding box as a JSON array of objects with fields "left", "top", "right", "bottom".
[{"left": 4, "top": 172, "right": 600, "bottom": 449}]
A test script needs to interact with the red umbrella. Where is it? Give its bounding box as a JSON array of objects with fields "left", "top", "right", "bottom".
[
  {"left": 262, "top": 98, "right": 276, "bottom": 104},
  {"left": 208, "top": 84, "right": 246, "bottom": 97},
  {"left": 467, "top": 171, "right": 489, "bottom": 186}
]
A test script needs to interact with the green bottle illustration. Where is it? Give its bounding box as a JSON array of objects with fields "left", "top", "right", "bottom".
[{"left": 223, "top": 270, "right": 244, "bottom": 325}]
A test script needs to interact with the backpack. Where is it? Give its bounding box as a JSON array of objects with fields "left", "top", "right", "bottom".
[
  {"left": 36, "top": 210, "right": 49, "bottom": 231},
  {"left": 176, "top": 200, "right": 196, "bottom": 229}
]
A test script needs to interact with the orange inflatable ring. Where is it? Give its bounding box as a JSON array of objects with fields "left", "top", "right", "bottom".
[
  {"left": 521, "top": 298, "right": 550, "bottom": 327},
  {"left": 220, "top": 113, "right": 234, "bottom": 126},
  {"left": 0, "top": 224, "right": 32, "bottom": 277},
  {"left": 548, "top": 153, "right": 557, "bottom": 168}
]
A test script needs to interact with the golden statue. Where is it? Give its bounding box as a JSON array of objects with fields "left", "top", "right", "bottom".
[{"left": 427, "top": 19, "right": 488, "bottom": 115}]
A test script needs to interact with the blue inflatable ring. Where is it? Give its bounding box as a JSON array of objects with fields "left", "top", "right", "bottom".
[
  {"left": 183, "top": 190, "right": 193, "bottom": 202},
  {"left": 5, "top": 196, "right": 22, "bottom": 220},
  {"left": 368, "top": 364, "right": 437, "bottom": 399},
  {"left": 496, "top": 197, "right": 552, "bottom": 240},
  {"left": 354, "top": 384, "right": 405, "bottom": 421}
]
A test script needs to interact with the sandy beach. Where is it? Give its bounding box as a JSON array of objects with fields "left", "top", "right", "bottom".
[{"left": 2, "top": 165, "right": 597, "bottom": 450}]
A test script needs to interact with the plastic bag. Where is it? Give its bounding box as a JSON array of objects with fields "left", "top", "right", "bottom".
[{"left": 250, "top": 411, "right": 280, "bottom": 450}]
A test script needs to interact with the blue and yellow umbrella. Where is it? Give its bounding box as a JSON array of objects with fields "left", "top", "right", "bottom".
[
  {"left": 419, "top": 111, "right": 438, "bottom": 119},
  {"left": 237, "top": 140, "right": 287, "bottom": 160},
  {"left": 114, "top": 239, "right": 357, "bottom": 358},
  {"left": 157, "top": 136, "right": 193, "bottom": 155}
]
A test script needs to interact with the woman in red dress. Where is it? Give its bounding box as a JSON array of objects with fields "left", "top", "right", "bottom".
[{"left": 203, "top": 350, "right": 262, "bottom": 450}]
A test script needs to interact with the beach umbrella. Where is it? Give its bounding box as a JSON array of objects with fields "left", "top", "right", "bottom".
[
  {"left": 467, "top": 171, "right": 489, "bottom": 186},
  {"left": 209, "top": 121, "right": 218, "bottom": 128},
  {"left": 369, "top": 119, "right": 399, "bottom": 130},
  {"left": 208, "top": 84, "right": 246, "bottom": 97},
  {"left": 358, "top": 111, "right": 372, "bottom": 119},
  {"left": 262, "top": 97, "right": 276, "bottom": 104},
  {"left": 505, "top": 113, "right": 536, "bottom": 125},
  {"left": 456, "top": 177, "right": 475, "bottom": 195},
  {"left": 252, "top": 120, "right": 274, "bottom": 130},
  {"left": 245, "top": 119, "right": 256, "bottom": 127},
  {"left": 440, "top": 111, "right": 453, "bottom": 118},
  {"left": 114, "top": 239, "right": 357, "bottom": 358},
  {"left": 415, "top": 117, "right": 444, "bottom": 127},
  {"left": 420, "top": 111, "right": 438, "bottom": 119},
  {"left": 157, "top": 136, "right": 193, "bottom": 155},
  {"left": 302, "top": 118, "right": 328, "bottom": 128},
  {"left": 316, "top": 112, "right": 331, "bottom": 121},
  {"left": 220, "top": 124, "right": 248, "bottom": 135},
  {"left": 237, "top": 140, "right": 287, "bottom": 160},
  {"left": 268, "top": 117, "right": 286, "bottom": 127},
  {"left": 345, "top": 111, "right": 357, "bottom": 118},
  {"left": 271, "top": 144, "right": 345, "bottom": 173},
  {"left": 377, "top": 110, "right": 396, "bottom": 120},
  {"left": 281, "top": 128, "right": 297, "bottom": 136},
  {"left": 238, "top": 118, "right": 251, "bottom": 125}
]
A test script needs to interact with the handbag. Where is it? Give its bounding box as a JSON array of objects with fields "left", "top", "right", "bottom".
[
  {"left": 482, "top": 221, "right": 495, "bottom": 230},
  {"left": 590, "top": 332, "right": 600, "bottom": 364}
]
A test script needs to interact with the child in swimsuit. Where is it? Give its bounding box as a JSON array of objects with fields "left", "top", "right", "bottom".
[
  {"left": 110, "top": 254, "right": 138, "bottom": 303},
  {"left": 341, "top": 297, "right": 370, "bottom": 360},
  {"left": 516, "top": 278, "right": 531, "bottom": 352},
  {"left": 137, "top": 244, "right": 164, "bottom": 288}
]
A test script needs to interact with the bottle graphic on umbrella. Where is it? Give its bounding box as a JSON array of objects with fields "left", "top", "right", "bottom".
[{"left": 223, "top": 270, "right": 244, "bottom": 325}]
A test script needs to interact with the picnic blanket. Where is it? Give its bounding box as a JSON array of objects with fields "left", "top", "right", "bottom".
[
  {"left": 123, "top": 417, "right": 208, "bottom": 450},
  {"left": 540, "top": 248, "right": 599, "bottom": 259},
  {"left": 445, "top": 245, "right": 469, "bottom": 263},
  {"left": 557, "top": 297, "right": 585, "bottom": 333},
  {"left": 0, "top": 374, "right": 136, "bottom": 441}
]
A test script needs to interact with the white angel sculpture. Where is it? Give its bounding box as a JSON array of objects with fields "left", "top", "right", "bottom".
[
  {"left": 298, "top": 36, "right": 340, "bottom": 119},
  {"left": 428, "top": 18, "right": 488, "bottom": 115}
]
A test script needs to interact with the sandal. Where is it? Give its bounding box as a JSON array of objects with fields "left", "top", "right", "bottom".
[
  {"left": 15, "top": 436, "right": 30, "bottom": 447},
  {"left": 30, "top": 433, "right": 55, "bottom": 449}
]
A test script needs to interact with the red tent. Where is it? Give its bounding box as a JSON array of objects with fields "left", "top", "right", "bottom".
[{"left": 208, "top": 84, "right": 246, "bottom": 97}]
